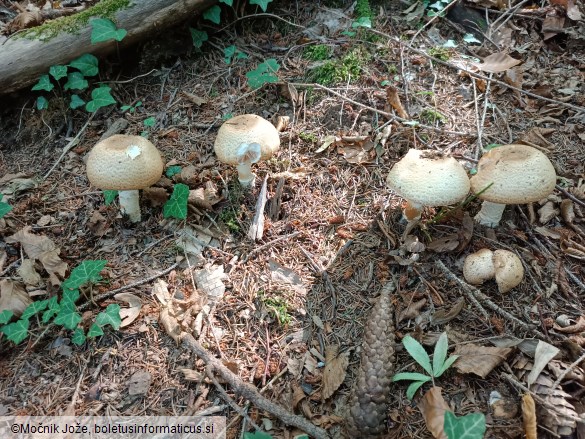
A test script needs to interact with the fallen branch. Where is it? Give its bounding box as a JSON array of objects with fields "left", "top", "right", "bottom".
[{"left": 181, "top": 332, "right": 330, "bottom": 439}]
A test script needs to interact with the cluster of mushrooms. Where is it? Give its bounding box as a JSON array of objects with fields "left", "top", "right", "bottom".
[{"left": 85, "top": 114, "right": 556, "bottom": 294}]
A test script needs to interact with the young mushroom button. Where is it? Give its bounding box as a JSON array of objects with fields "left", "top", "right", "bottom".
[
  {"left": 86, "top": 134, "right": 164, "bottom": 223},
  {"left": 470, "top": 144, "right": 557, "bottom": 227},
  {"left": 386, "top": 149, "right": 470, "bottom": 223},
  {"left": 214, "top": 114, "right": 280, "bottom": 187}
]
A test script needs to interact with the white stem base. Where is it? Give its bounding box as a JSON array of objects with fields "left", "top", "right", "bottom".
[
  {"left": 236, "top": 163, "right": 256, "bottom": 187},
  {"left": 474, "top": 201, "right": 506, "bottom": 227},
  {"left": 118, "top": 190, "right": 141, "bottom": 223}
]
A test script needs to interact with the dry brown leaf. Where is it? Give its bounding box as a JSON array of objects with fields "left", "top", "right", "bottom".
[
  {"left": 338, "top": 141, "right": 376, "bottom": 164},
  {"left": 6, "top": 226, "right": 68, "bottom": 285},
  {"left": 476, "top": 52, "right": 522, "bottom": 73},
  {"left": 127, "top": 370, "right": 151, "bottom": 396},
  {"left": 431, "top": 298, "right": 465, "bottom": 325},
  {"left": 17, "top": 259, "right": 41, "bottom": 286},
  {"left": 560, "top": 237, "right": 585, "bottom": 260},
  {"left": 554, "top": 316, "right": 585, "bottom": 333},
  {"left": 181, "top": 91, "right": 208, "bottom": 106},
  {"left": 321, "top": 345, "right": 349, "bottom": 400},
  {"left": 115, "top": 293, "right": 142, "bottom": 328},
  {"left": 453, "top": 344, "right": 513, "bottom": 378},
  {"left": 418, "top": 386, "right": 450, "bottom": 439},
  {"left": 427, "top": 235, "right": 459, "bottom": 252},
  {"left": 527, "top": 340, "right": 560, "bottom": 386},
  {"left": 522, "top": 393, "right": 537, "bottom": 439},
  {"left": 386, "top": 86, "right": 409, "bottom": 119},
  {"left": 538, "top": 201, "right": 559, "bottom": 224},
  {"left": 560, "top": 200, "right": 576, "bottom": 225},
  {"left": 88, "top": 210, "right": 109, "bottom": 236},
  {"left": 159, "top": 307, "right": 182, "bottom": 343},
  {"left": 179, "top": 368, "right": 204, "bottom": 382},
  {"left": 0, "top": 279, "right": 32, "bottom": 317},
  {"left": 142, "top": 187, "right": 169, "bottom": 207},
  {"left": 398, "top": 298, "right": 426, "bottom": 323}
]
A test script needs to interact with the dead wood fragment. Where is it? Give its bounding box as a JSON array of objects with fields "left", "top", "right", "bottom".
[
  {"left": 248, "top": 176, "right": 268, "bottom": 241},
  {"left": 181, "top": 332, "right": 330, "bottom": 439}
]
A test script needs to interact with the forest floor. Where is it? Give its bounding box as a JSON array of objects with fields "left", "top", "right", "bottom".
[{"left": 1, "top": 0, "right": 585, "bottom": 438}]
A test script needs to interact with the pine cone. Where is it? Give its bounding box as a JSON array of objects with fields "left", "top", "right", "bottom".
[{"left": 346, "top": 282, "right": 396, "bottom": 438}]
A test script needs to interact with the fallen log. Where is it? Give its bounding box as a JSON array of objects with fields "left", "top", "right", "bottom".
[{"left": 0, "top": 0, "right": 216, "bottom": 95}]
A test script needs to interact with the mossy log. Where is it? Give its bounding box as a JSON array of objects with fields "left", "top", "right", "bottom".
[{"left": 0, "top": 0, "right": 216, "bottom": 95}]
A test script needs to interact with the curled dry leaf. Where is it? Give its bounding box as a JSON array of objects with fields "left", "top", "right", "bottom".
[
  {"left": 142, "top": 187, "right": 169, "bottom": 207},
  {"left": 159, "top": 307, "right": 182, "bottom": 344},
  {"left": 386, "top": 85, "right": 409, "bottom": 119},
  {"left": 418, "top": 386, "right": 450, "bottom": 439},
  {"left": 114, "top": 293, "right": 143, "bottom": 328},
  {"left": 453, "top": 344, "right": 513, "bottom": 378},
  {"left": 321, "top": 345, "right": 349, "bottom": 400},
  {"left": 0, "top": 279, "right": 32, "bottom": 317},
  {"left": 560, "top": 237, "right": 585, "bottom": 260},
  {"left": 554, "top": 315, "right": 585, "bottom": 333},
  {"left": 538, "top": 201, "right": 559, "bottom": 224},
  {"left": 152, "top": 279, "right": 171, "bottom": 306},
  {"left": 527, "top": 340, "right": 560, "bottom": 386},
  {"left": 522, "top": 394, "right": 537, "bottom": 439},
  {"left": 431, "top": 298, "right": 465, "bottom": 325},
  {"left": 398, "top": 297, "right": 426, "bottom": 323},
  {"left": 179, "top": 368, "right": 204, "bottom": 382},
  {"left": 17, "top": 259, "right": 41, "bottom": 286},
  {"left": 560, "top": 200, "right": 575, "bottom": 225},
  {"left": 475, "top": 52, "right": 522, "bottom": 73}
]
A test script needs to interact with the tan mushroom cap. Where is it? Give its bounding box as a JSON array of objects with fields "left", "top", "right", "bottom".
[
  {"left": 493, "top": 249, "right": 524, "bottom": 293},
  {"left": 470, "top": 144, "right": 556, "bottom": 204},
  {"left": 214, "top": 114, "right": 280, "bottom": 164},
  {"left": 463, "top": 248, "right": 496, "bottom": 285},
  {"left": 386, "top": 149, "right": 470, "bottom": 207},
  {"left": 86, "top": 135, "right": 164, "bottom": 190}
]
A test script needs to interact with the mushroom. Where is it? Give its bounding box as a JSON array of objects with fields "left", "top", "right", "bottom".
[
  {"left": 214, "top": 114, "right": 280, "bottom": 187},
  {"left": 470, "top": 144, "right": 557, "bottom": 227},
  {"left": 463, "top": 249, "right": 524, "bottom": 293},
  {"left": 86, "top": 134, "right": 164, "bottom": 223},
  {"left": 386, "top": 149, "right": 470, "bottom": 223}
]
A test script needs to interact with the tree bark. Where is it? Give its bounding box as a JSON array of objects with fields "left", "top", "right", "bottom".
[{"left": 0, "top": 0, "right": 216, "bottom": 95}]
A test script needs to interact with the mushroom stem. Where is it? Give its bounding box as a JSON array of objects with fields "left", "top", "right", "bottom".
[
  {"left": 118, "top": 190, "right": 141, "bottom": 223},
  {"left": 236, "top": 163, "right": 256, "bottom": 187},
  {"left": 235, "top": 142, "right": 262, "bottom": 187},
  {"left": 403, "top": 200, "right": 423, "bottom": 222},
  {"left": 474, "top": 201, "right": 507, "bottom": 227}
]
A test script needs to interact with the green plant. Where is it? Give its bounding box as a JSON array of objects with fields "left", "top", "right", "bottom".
[
  {"left": 298, "top": 132, "right": 318, "bottom": 143},
  {"left": 428, "top": 46, "right": 451, "bottom": 61},
  {"left": 392, "top": 332, "right": 458, "bottom": 400},
  {"left": 420, "top": 108, "right": 447, "bottom": 124},
  {"left": 103, "top": 190, "right": 118, "bottom": 205},
  {"left": 165, "top": 165, "right": 182, "bottom": 178},
  {"left": 0, "top": 196, "right": 12, "bottom": 218},
  {"left": 120, "top": 101, "right": 142, "bottom": 113},
  {"left": 243, "top": 431, "right": 273, "bottom": 439},
  {"left": 260, "top": 293, "right": 291, "bottom": 325},
  {"left": 303, "top": 44, "right": 330, "bottom": 61},
  {"left": 310, "top": 49, "right": 367, "bottom": 85},
  {"left": 444, "top": 411, "right": 486, "bottom": 439},
  {"left": 224, "top": 45, "right": 248, "bottom": 64},
  {"left": 0, "top": 260, "right": 121, "bottom": 346},
  {"left": 246, "top": 59, "right": 280, "bottom": 89},
  {"left": 163, "top": 183, "right": 189, "bottom": 220},
  {"left": 355, "top": 0, "right": 372, "bottom": 19}
]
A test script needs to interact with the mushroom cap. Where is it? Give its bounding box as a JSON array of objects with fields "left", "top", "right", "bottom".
[
  {"left": 86, "top": 135, "right": 164, "bottom": 190},
  {"left": 214, "top": 114, "right": 280, "bottom": 165},
  {"left": 386, "top": 149, "right": 470, "bottom": 207},
  {"left": 470, "top": 144, "right": 556, "bottom": 204},
  {"left": 493, "top": 249, "right": 524, "bottom": 293},
  {"left": 463, "top": 248, "right": 495, "bottom": 285}
]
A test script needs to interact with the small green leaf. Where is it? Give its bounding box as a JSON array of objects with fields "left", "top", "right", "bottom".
[
  {"left": 36, "top": 96, "right": 49, "bottom": 110},
  {"left": 0, "top": 197, "right": 12, "bottom": 218},
  {"left": 61, "top": 260, "right": 108, "bottom": 293},
  {"left": 69, "top": 53, "right": 99, "bottom": 77},
  {"left": 190, "top": 28, "right": 208, "bottom": 49},
  {"left": 402, "top": 335, "right": 433, "bottom": 376},
  {"left": 380, "top": 80, "right": 390, "bottom": 86},
  {"left": 341, "top": 30, "right": 356, "bottom": 37},
  {"left": 406, "top": 380, "right": 428, "bottom": 400},
  {"left": 444, "top": 411, "right": 486, "bottom": 439},
  {"left": 103, "top": 190, "right": 118, "bottom": 205},
  {"left": 249, "top": 0, "right": 273, "bottom": 12},
  {"left": 0, "top": 319, "right": 29, "bottom": 344},
  {"left": 87, "top": 323, "right": 104, "bottom": 338},
  {"left": 165, "top": 165, "right": 182, "bottom": 178},
  {"left": 143, "top": 116, "right": 156, "bottom": 127},
  {"left": 163, "top": 183, "right": 189, "bottom": 219},
  {"left": 435, "top": 355, "right": 459, "bottom": 378},
  {"left": 32, "top": 74, "right": 54, "bottom": 92},
  {"left": 352, "top": 16, "right": 372, "bottom": 28},
  {"left": 90, "top": 18, "right": 127, "bottom": 43},
  {"left": 203, "top": 5, "right": 221, "bottom": 24},
  {"left": 432, "top": 332, "right": 449, "bottom": 377},
  {"left": 86, "top": 86, "right": 117, "bottom": 112},
  {"left": 243, "top": 431, "right": 273, "bottom": 439},
  {"left": 0, "top": 310, "right": 13, "bottom": 325},
  {"left": 95, "top": 303, "right": 122, "bottom": 330},
  {"left": 49, "top": 65, "right": 68, "bottom": 80},
  {"left": 246, "top": 59, "right": 280, "bottom": 89},
  {"left": 42, "top": 296, "right": 60, "bottom": 323},
  {"left": 69, "top": 94, "right": 86, "bottom": 110},
  {"left": 71, "top": 328, "right": 86, "bottom": 345},
  {"left": 219, "top": 0, "right": 233, "bottom": 5},
  {"left": 61, "top": 289, "right": 80, "bottom": 304},
  {"left": 64, "top": 72, "right": 89, "bottom": 91},
  {"left": 392, "top": 372, "right": 432, "bottom": 382},
  {"left": 53, "top": 307, "right": 82, "bottom": 330},
  {"left": 21, "top": 300, "right": 49, "bottom": 320}
]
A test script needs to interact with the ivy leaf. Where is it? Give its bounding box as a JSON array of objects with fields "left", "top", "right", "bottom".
[
  {"left": 64, "top": 72, "right": 89, "bottom": 91},
  {"left": 165, "top": 165, "right": 182, "bottom": 178},
  {"left": 143, "top": 116, "right": 156, "bottom": 127},
  {"left": 69, "top": 94, "right": 85, "bottom": 110},
  {"left": 352, "top": 16, "right": 372, "bottom": 28},
  {"left": 249, "top": 0, "right": 273, "bottom": 12},
  {"left": 163, "top": 183, "right": 189, "bottom": 219},
  {"left": 95, "top": 304, "right": 122, "bottom": 330},
  {"left": 49, "top": 65, "right": 68, "bottom": 80},
  {"left": 61, "top": 260, "right": 107, "bottom": 293},
  {"left": 0, "top": 196, "right": 12, "bottom": 218},
  {"left": 61, "top": 289, "right": 80, "bottom": 304},
  {"left": 87, "top": 323, "right": 104, "bottom": 338},
  {"left": 36, "top": 96, "right": 49, "bottom": 110},
  {"left": 103, "top": 190, "right": 118, "bottom": 205},
  {"left": 190, "top": 28, "right": 208, "bottom": 49},
  {"left": 0, "top": 309, "right": 13, "bottom": 325},
  {"left": 71, "top": 328, "right": 86, "bottom": 346},
  {"left": 219, "top": 0, "right": 233, "bottom": 4},
  {"left": 444, "top": 412, "right": 486, "bottom": 439},
  {"left": 0, "top": 319, "right": 29, "bottom": 344},
  {"left": 86, "top": 86, "right": 117, "bottom": 112},
  {"left": 246, "top": 59, "right": 280, "bottom": 89},
  {"left": 203, "top": 5, "right": 221, "bottom": 24},
  {"left": 69, "top": 53, "right": 99, "bottom": 77},
  {"left": 42, "top": 296, "right": 60, "bottom": 323},
  {"left": 243, "top": 431, "right": 273, "bottom": 439},
  {"left": 32, "top": 74, "right": 54, "bottom": 92},
  {"left": 53, "top": 307, "right": 82, "bottom": 330},
  {"left": 21, "top": 300, "right": 49, "bottom": 320},
  {"left": 91, "top": 18, "right": 127, "bottom": 43}
]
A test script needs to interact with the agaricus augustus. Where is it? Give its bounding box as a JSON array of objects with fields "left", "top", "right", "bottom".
[
  {"left": 214, "top": 114, "right": 280, "bottom": 187},
  {"left": 386, "top": 149, "right": 470, "bottom": 223},
  {"left": 86, "top": 134, "right": 164, "bottom": 223},
  {"left": 463, "top": 248, "right": 524, "bottom": 293},
  {"left": 470, "top": 144, "right": 557, "bottom": 227}
]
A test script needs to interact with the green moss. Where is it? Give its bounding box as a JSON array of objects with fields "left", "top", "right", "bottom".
[
  {"left": 303, "top": 44, "right": 331, "bottom": 61},
  {"left": 356, "top": 0, "right": 372, "bottom": 19},
  {"left": 428, "top": 47, "right": 451, "bottom": 61},
  {"left": 19, "top": 0, "right": 131, "bottom": 41},
  {"left": 299, "top": 132, "right": 318, "bottom": 143},
  {"left": 420, "top": 109, "right": 447, "bottom": 124},
  {"left": 310, "top": 48, "right": 369, "bottom": 85}
]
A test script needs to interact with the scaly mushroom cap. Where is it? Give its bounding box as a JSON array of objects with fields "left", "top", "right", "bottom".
[
  {"left": 86, "top": 135, "right": 163, "bottom": 190},
  {"left": 214, "top": 114, "right": 280, "bottom": 165},
  {"left": 463, "top": 248, "right": 496, "bottom": 285},
  {"left": 386, "top": 149, "right": 470, "bottom": 207},
  {"left": 493, "top": 249, "right": 524, "bottom": 293},
  {"left": 470, "top": 144, "right": 556, "bottom": 204}
]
